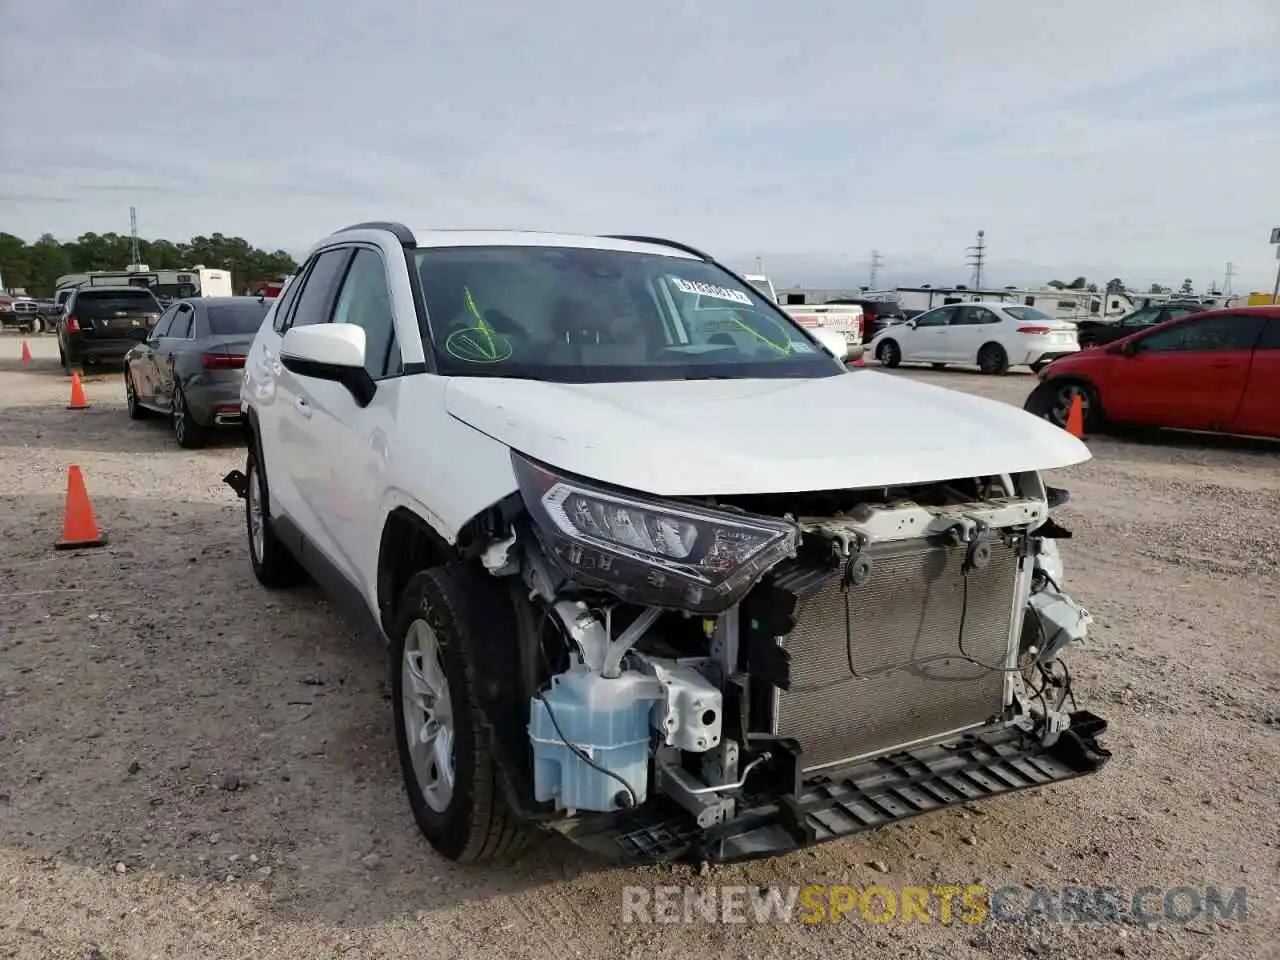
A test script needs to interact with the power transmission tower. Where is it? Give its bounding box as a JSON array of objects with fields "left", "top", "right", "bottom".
[
  {"left": 129, "top": 206, "right": 141, "bottom": 267},
  {"left": 869, "top": 250, "right": 885, "bottom": 288},
  {"left": 1223, "top": 261, "right": 1236, "bottom": 296},
  {"left": 965, "top": 230, "right": 987, "bottom": 289}
]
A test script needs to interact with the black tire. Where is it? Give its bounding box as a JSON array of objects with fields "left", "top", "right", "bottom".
[
  {"left": 977, "top": 342, "right": 1009, "bottom": 375},
  {"left": 876, "top": 339, "right": 901, "bottom": 368},
  {"left": 1024, "top": 378, "right": 1101, "bottom": 432},
  {"left": 124, "top": 368, "right": 152, "bottom": 420},
  {"left": 244, "top": 442, "right": 307, "bottom": 588},
  {"left": 172, "top": 385, "right": 209, "bottom": 449},
  {"left": 391, "top": 566, "right": 527, "bottom": 864},
  {"left": 1030, "top": 361, "right": 1047, "bottom": 374}
]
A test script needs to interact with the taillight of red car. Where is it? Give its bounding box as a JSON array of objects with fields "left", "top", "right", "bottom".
[{"left": 201, "top": 353, "right": 246, "bottom": 370}]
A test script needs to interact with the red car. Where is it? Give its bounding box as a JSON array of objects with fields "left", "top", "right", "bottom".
[{"left": 1024, "top": 305, "right": 1280, "bottom": 440}]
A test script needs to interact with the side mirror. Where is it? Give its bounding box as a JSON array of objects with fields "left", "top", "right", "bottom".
[
  {"left": 811, "top": 327, "right": 849, "bottom": 362},
  {"left": 1121, "top": 340, "right": 1139, "bottom": 356},
  {"left": 280, "top": 324, "right": 376, "bottom": 406}
]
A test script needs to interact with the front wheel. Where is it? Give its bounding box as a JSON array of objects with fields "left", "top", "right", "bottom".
[
  {"left": 391, "top": 566, "right": 526, "bottom": 864},
  {"left": 1025, "top": 379, "right": 1100, "bottom": 432},
  {"left": 876, "top": 339, "right": 901, "bottom": 368}
]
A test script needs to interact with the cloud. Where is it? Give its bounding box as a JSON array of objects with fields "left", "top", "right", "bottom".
[{"left": 1, "top": 0, "right": 1277, "bottom": 290}]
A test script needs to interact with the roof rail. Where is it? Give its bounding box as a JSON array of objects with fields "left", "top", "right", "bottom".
[
  {"left": 602, "top": 234, "right": 713, "bottom": 261},
  {"left": 337, "top": 221, "right": 417, "bottom": 246}
]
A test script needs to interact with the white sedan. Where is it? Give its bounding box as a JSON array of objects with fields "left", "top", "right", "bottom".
[{"left": 869, "top": 302, "right": 1081, "bottom": 375}]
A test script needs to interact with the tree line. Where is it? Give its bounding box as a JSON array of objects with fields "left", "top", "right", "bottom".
[
  {"left": 0, "top": 231, "right": 298, "bottom": 298},
  {"left": 1046, "top": 276, "right": 1194, "bottom": 296}
]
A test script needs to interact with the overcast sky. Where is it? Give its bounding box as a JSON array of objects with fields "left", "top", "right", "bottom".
[{"left": 2, "top": 0, "right": 1277, "bottom": 291}]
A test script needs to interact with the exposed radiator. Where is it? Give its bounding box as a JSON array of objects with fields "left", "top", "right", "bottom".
[{"left": 770, "top": 538, "right": 1021, "bottom": 772}]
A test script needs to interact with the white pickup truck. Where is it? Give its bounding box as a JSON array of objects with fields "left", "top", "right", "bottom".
[
  {"left": 740, "top": 275, "right": 865, "bottom": 361},
  {"left": 781, "top": 302, "right": 865, "bottom": 361}
]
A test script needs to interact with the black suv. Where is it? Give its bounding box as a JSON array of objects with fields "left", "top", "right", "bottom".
[
  {"left": 826, "top": 298, "right": 909, "bottom": 342},
  {"left": 58, "top": 286, "right": 163, "bottom": 372},
  {"left": 1074, "top": 301, "right": 1204, "bottom": 349}
]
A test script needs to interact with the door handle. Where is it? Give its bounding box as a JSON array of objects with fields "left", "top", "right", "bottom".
[{"left": 293, "top": 396, "right": 312, "bottom": 419}]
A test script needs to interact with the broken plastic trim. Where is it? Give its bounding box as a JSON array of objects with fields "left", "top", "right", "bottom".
[
  {"left": 223, "top": 470, "right": 248, "bottom": 500},
  {"left": 550, "top": 710, "right": 1111, "bottom": 864}
]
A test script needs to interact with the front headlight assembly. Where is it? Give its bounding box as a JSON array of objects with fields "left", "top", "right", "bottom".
[{"left": 511, "top": 451, "right": 799, "bottom": 614}]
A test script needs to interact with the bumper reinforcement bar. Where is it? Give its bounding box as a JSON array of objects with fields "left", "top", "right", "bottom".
[{"left": 552, "top": 710, "right": 1110, "bottom": 864}]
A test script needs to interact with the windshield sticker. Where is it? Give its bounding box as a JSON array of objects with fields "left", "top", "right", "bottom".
[
  {"left": 445, "top": 287, "right": 514, "bottom": 363},
  {"left": 671, "top": 277, "right": 754, "bottom": 306}
]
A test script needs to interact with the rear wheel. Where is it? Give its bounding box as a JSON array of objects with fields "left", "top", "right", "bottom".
[
  {"left": 172, "top": 386, "right": 209, "bottom": 449},
  {"left": 876, "top": 339, "right": 901, "bottom": 368},
  {"left": 977, "top": 342, "right": 1009, "bottom": 375},
  {"left": 391, "top": 566, "right": 526, "bottom": 863},
  {"left": 244, "top": 442, "right": 306, "bottom": 588},
  {"left": 124, "top": 368, "right": 151, "bottom": 420}
]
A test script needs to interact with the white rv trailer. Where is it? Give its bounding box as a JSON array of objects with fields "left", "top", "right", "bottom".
[
  {"left": 53, "top": 265, "right": 233, "bottom": 304},
  {"left": 777, "top": 284, "right": 1136, "bottom": 324}
]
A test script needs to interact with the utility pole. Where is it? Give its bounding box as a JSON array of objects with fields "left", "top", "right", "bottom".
[
  {"left": 1223, "top": 261, "right": 1235, "bottom": 297},
  {"left": 869, "top": 249, "right": 884, "bottom": 288},
  {"left": 965, "top": 230, "right": 987, "bottom": 289},
  {"left": 129, "top": 206, "right": 141, "bottom": 267}
]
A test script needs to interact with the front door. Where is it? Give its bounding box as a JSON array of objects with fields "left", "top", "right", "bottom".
[
  {"left": 1106, "top": 313, "right": 1265, "bottom": 429},
  {"left": 902, "top": 305, "right": 956, "bottom": 362}
]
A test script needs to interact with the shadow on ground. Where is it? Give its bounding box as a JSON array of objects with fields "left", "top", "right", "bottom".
[{"left": 1, "top": 493, "right": 610, "bottom": 930}]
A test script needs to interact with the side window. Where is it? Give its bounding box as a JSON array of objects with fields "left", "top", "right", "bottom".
[
  {"left": 915, "top": 306, "right": 954, "bottom": 328},
  {"left": 168, "top": 304, "right": 193, "bottom": 339},
  {"left": 1255, "top": 318, "right": 1280, "bottom": 351},
  {"left": 288, "top": 248, "right": 354, "bottom": 329},
  {"left": 1122, "top": 307, "right": 1159, "bottom": 327},
  {"left": 331, "top": 248, "right": 401, "bottom": 379},
  {"left": 150, "top": 304, "right": 179, "bottom": 339},
  {"left": 1137, "top": 314, "right": 1266, "bottom": 354},
  {"left": 272, "top": 264, "right": 311, "bottom": 334},
  {"left": 954, "top": 306, "right": 998, "bottom": 325}
]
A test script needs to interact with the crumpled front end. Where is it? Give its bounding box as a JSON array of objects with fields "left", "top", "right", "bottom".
[{"left": 483, "top": 453, "right": 1109, "bottom": 863}]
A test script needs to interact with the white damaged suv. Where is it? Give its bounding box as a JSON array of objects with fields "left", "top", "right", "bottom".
[{"left": 228, "top": 223, "right": 1110, "bottom": 865}]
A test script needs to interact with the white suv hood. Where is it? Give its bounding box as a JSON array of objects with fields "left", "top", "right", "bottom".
[{"left": 445, "top": 371, "right": 1090, "bottom": 496}]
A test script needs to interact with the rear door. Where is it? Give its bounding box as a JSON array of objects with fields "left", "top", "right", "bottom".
[
  {"left": 1227, "top": 316, "right": 1280, "bottom": 438},
  {"left": 948, "top": 305, "right": 1000, "bottom": 361},
  {"left": 262, "top": 247, "right": 354, "bottom": 557},
  {"left": 132, "top": 304, "right": 178, "bottom": 403},
  {"left": 154, "top": 303, "right": 195, "bottom": 410},
  {"left": 1106, "top": 313, "right": 1265, "bottom": 429}
]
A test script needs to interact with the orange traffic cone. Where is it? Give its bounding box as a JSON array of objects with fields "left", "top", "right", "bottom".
[
  {"left": 67, "top": 372, "right": 89, "bottom": 410},
  {"left": 56, "top": 465, "right": 108, "bottom": 550},
  {"left": 21, "top": 341, "right": 32, "bottom": 366},
  {"left": 1064, "top": 393, "right": 1085, "bottom": 438}
]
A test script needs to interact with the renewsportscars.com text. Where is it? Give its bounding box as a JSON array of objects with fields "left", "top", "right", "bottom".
[{"left": 621, "top": 884, "right": 1248, "bottom": 926}]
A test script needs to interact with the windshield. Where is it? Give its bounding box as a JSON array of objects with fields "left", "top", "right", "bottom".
[
  {"left": 1003, "top": 305, "right": 1054, "bottom": 324},
  {"left": 206, "top": 301, "right": 270, "bottom": 335},
  {"left": 412, "top": 246, "right": 839, "bottom": 382},
  {"left": 73, "top": 290, "right": 161, "bottom": 317}
]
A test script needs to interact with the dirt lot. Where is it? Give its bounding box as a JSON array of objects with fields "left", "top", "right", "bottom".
[{"left": 2, "top": 335, "right": 1277, "bottom": 960}]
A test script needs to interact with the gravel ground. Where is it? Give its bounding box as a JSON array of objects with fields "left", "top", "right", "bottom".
[{"left": 2, "top": 336, "right": 1277, "bottom": 960}]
